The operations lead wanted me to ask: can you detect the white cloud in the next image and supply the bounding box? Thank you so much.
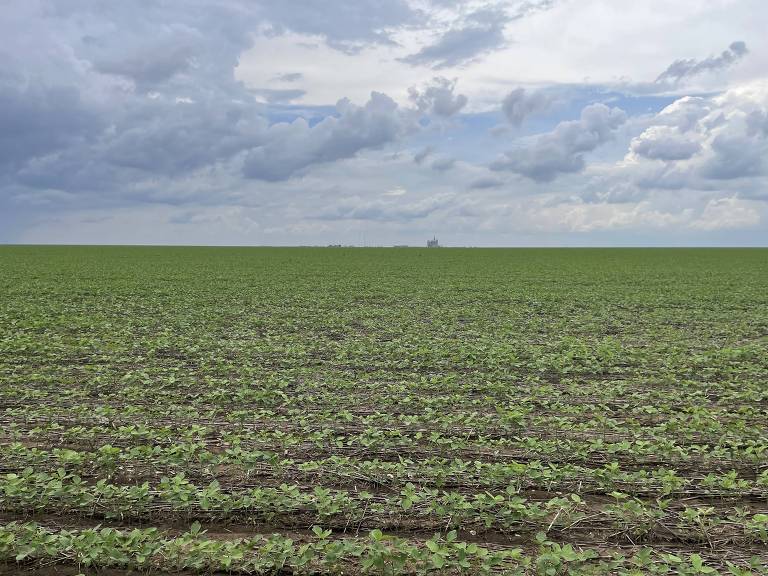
[523,201,690,233]
[689,196,760,230]
[617,80,768,190]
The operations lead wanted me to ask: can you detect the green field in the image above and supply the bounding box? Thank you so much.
[1,246,767,575]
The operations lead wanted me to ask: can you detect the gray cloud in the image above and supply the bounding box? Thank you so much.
[102,98,268,176]
[0,1,433,199]
[243,92,410,181]
[700,133,764,180]
[413,147,434,164]
[431,156,456,171]
[3,0,765,246]
[746,110,768,138]
[491,103,627,181]
[610,41,750,96]
[62,0,419,60]
[316,194,449,221]
[46,1,419,93]
[89,37,197,89]
[655,41,748,85]
[501,87,551,126]
[630,126,702,161]
[273,72,304,83]
[0,74,102,172]
[259,0,418,52]
[409,77,468,117]
[468,176,504,190]
[14,95,269,195]
[401,7,509,69]
[52,2,259,91]
[402,1,557,69]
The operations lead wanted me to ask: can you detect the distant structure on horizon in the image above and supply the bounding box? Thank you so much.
[427,237,440,248]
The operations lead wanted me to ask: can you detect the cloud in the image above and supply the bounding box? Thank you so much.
[700,132,765,180]
[272,72,304,83]
[54,2,262,92]
[103,97,269,175]
[647,96,712,132]
[413,147,433,164]
[621,81,768,190]
[412,146,456,171]
[1,2,434,197]
[0,0,271,194]
[3,1,766,246]
[89,36,197,89]
[469,198,693,235]
[612,41,750,96]
[258,0,418,52]
[501,88,551,126]
[431,156,456,171]
[468,176,504,189]
[630,126,701,161]
[316,194,450,221]
[656,41,748,85]
[409,77,468,117]
[746,110,768,137]
[252,89,307,103]
[243,92,410,181]
[547,201,689,233]
[401,1,558,69]
[491,103,627,181]
[0,74,103,172]
[10,90,271,195]
[689,196,760,230]
[401,7,509,69]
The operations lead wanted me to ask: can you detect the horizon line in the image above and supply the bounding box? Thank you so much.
[1,243,767,249]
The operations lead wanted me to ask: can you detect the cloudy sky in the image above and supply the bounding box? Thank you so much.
[2,0,767,246]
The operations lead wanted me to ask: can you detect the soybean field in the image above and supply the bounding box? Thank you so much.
[1,246,767,575]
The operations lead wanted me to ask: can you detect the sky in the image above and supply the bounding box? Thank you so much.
[1,0,767,246]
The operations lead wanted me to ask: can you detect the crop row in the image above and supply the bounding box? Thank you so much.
[2,443,767,499]
[6,401,767,443]
[5,373,766,424]
[2,521,767,575]
[6,420,766,471]
[3,469,767,545]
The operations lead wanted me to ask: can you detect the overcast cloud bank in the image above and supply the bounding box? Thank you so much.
[1,0,766,245]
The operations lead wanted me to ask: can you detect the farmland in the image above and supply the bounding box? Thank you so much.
[1,246,767,575]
